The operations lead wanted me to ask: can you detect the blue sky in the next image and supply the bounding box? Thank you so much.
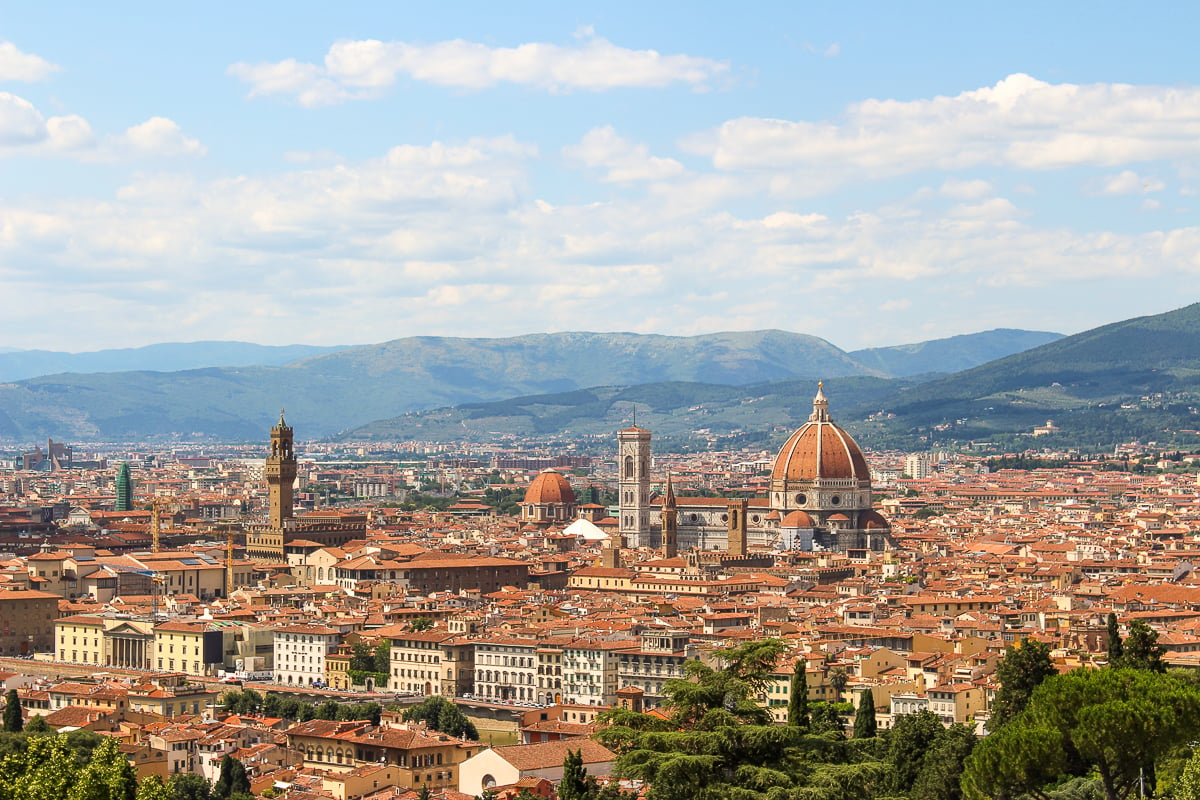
[2,2,1199,352]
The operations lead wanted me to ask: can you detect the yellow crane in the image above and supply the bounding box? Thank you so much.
[141,496,171,553]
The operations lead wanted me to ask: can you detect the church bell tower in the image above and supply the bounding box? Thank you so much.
[618,426,652,548]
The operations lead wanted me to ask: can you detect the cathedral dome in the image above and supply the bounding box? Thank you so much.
[860,509,891,529]
[771,384,870,482]
[523,469,576,505]
[780,510,816,528]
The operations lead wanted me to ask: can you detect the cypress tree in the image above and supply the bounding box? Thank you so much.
[853,689,877,738]
[787,659,809,729]
[1106,612,1123,664]
[3,688,22,732]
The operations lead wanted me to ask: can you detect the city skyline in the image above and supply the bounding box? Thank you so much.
[3,2,1200,352]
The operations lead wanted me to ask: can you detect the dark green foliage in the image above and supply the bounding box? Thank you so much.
[1107,613,1123,664]
[853,689,877,739]
[559,749,589,800]
[988,638,1056,730]
[829,667,848,703]
[963,668,1200,800]
[808,702,847,738]
[1112,620,1165,672]
[417,784,431,800]
[221,689,377,724]
[788,659,809,730]
[3,689,22,732]
[374,639,394,671]
[887,709,945,794]
[169,773,214,800]
[316,699,340,720]
[401,696,478,740]
[213,755,250,800]
[350,641,375,672]
[409,617,433,632]
[0,733,137,800]
[910,724,977,800]
[23,715,51,735]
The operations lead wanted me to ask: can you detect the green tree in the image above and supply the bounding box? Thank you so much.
[559,749,589,800]
[410,617,433,632]
[350,641,375,672]
[3,688,22,732]
[787,659,809,730]
[24,715,52,735]
[888,709,945,794]
[417,784,431,800]
[316,699,340,720]
[910,724,977,800]
[829,667,848,703]
[68,734,137,800]
[168,774,213,800]
[136,776,172,800]
[374,639,393,673]
[212,755,250,800]
[1107,612,1123,665]
[0,734,77,800]
[988,638,1056,730]
[402,696,478,739]
[852,689,876,739]
[964,668,1200,800]
[1174,747,1200,800]
[261,692,283,718]
[1113,620,1166,673]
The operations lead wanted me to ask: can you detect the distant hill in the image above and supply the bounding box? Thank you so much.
[876,302,1200,447]
[339,376,921,451]
[0,341,349,382]
[0,327,1060,442]
[849,329,1062,377]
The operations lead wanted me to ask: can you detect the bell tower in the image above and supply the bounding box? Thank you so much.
[267,410,297,529]
[661,474,678,559]
[618,426,652,548]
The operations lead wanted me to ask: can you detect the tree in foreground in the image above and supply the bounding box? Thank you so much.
[963,668,1200,800]
[402,695,479,739]
[168,773,213,800]
[136,777,172,800]
[787,658,809,730]
[887,709,946,795]
[829,667,848,703]
[1106,612,1123,665]
[910,723,977,800]
[3,688,22,733]
[1113,620,1166,673]
[852,689,877,739]
[558,749,590,800]
[213,754,250,800]
[70,734,138,800]
[987,637,1056,730]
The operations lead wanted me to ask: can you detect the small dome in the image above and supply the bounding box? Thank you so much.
[523,469,576,505]
[860,509,891,530]
[771,384,870,482]
[781,510,816,528]
[827,513,850,521]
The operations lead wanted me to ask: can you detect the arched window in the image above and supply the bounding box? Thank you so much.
[623,455,634,478]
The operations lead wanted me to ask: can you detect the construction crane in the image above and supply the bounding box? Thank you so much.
[141,496,171,553]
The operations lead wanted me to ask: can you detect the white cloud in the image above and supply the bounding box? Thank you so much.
[229,33,730,106]
[562,126,685,182]
[0,41,60,82]
[6,128,1200,350]
[691,74,1200,186]
[116,117,207,157]
[1095,169,1165,195]
[0,91,201,160]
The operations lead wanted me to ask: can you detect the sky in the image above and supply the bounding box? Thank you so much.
[3,2,1200,353]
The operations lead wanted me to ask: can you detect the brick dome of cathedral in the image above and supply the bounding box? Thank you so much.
[780,510,816,528]
[523,469,576,505]
[860,509,891,529]
[771,384,870,482]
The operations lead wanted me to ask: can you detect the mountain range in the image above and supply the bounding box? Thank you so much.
[0,328,1060,442]
[341,303,1200,451]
